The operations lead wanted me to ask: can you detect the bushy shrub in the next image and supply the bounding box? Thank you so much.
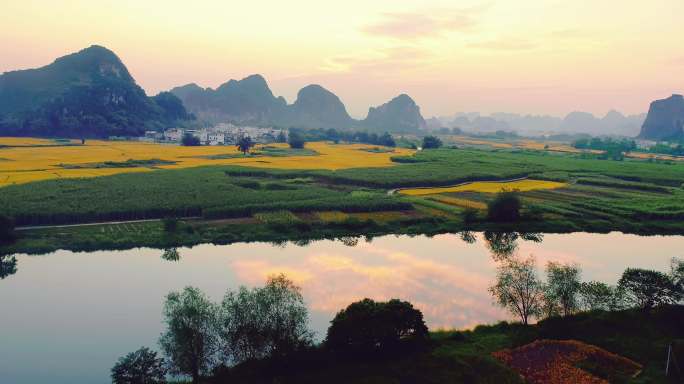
[325,298,429,354]
[487,190,521,222]
[111,347,166,384]
[422,136,442,149]
[181,133,200,146]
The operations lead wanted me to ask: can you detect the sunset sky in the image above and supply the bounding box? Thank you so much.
[2,0,683,118]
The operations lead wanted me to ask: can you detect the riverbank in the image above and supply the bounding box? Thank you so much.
[210,306,684,383]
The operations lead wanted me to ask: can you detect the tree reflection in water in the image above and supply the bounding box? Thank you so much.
[484,231,543,261]
[459,231,477,244]
[337,236,360,247]
[161,248,181,262]
[0,254,17,279]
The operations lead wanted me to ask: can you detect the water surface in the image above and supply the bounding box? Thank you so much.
[1,232,681,383]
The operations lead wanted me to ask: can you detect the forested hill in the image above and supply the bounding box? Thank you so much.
[0,45,193,138]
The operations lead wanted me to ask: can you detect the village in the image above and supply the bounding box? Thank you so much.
[142,123,287,145]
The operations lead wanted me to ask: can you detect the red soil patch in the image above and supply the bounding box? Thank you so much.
[492,339,641,384]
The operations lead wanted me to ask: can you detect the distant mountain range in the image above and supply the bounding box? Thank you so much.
[428,110,647,137]
[170,78,426,133]
[638,94,684,141]
[3,45,679,140]
[0,45,192,138]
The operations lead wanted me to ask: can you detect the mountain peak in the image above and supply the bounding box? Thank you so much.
[363,94,426,133]
[291,84,352,129]
[639,94,684,140]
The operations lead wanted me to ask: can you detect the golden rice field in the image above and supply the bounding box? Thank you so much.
[399,179,567,196]
[0,138,413,187]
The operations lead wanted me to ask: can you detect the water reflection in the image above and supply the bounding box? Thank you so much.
[0,254,17,279]
[161,248,181,262]
[484,231,543,260]
[1,232,683,384]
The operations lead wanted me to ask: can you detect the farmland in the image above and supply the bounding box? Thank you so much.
[0,138,413,187]
[3,138,684,254]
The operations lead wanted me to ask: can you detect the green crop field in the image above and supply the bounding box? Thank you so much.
[3,146,684,254]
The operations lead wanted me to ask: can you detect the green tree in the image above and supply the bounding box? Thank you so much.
[276,130,287,143]
[159,287,218,383]
[218,274,312,364]
[489,255,543,325]
[288,130,306,149]
[487,190,521,223]
[618,268,681,309]
[325,298,429,353]
[579,281,616,311]
[378,132,396,147]
[111,347,167,384]
[545,262,582,316]
[161,248,180,262]
[236,136,254,155]
[421,135,442,149]
[181,133,200,146]
[0,254,17,279]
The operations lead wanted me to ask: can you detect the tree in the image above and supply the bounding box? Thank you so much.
[378,132,396,147]
[579,281,616,311]
[487,190,521,222]
[0,254,17,279]
[325,298,429,353]
[161,248,180,262]
[111,347,167,384]
[288,130,306,149]
[236,136,254,155]
[489,255,544,325]
[421,135,442,149]
[0,214,16,244]
[617,268,681,309]
[181,133,200,146]
[545,262,581,316]
[159,287,218,383]
[218,274,312,364]
[276,130,287,143]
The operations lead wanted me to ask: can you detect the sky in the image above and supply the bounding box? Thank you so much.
[1,0,683,118]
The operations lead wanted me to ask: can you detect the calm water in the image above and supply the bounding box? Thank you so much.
[1,232,682,383]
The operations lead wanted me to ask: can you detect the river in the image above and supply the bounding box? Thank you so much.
[0,232,681,383]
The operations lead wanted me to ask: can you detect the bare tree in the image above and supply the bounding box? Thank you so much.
[489,255,544,325]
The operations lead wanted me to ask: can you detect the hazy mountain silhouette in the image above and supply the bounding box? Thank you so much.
[172,77,426,132]
[434,110,645,136]
[362,94,426,133]
[639,94,684,140]
[288,84,353,129]
[0,45,192,138]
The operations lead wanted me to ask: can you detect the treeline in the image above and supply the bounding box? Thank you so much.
[572,137,636,160]
[290,128,396,147]
[111,275,428,384]
[490,254,684,325]
[110,257,684,384]
[648,142,684,156]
